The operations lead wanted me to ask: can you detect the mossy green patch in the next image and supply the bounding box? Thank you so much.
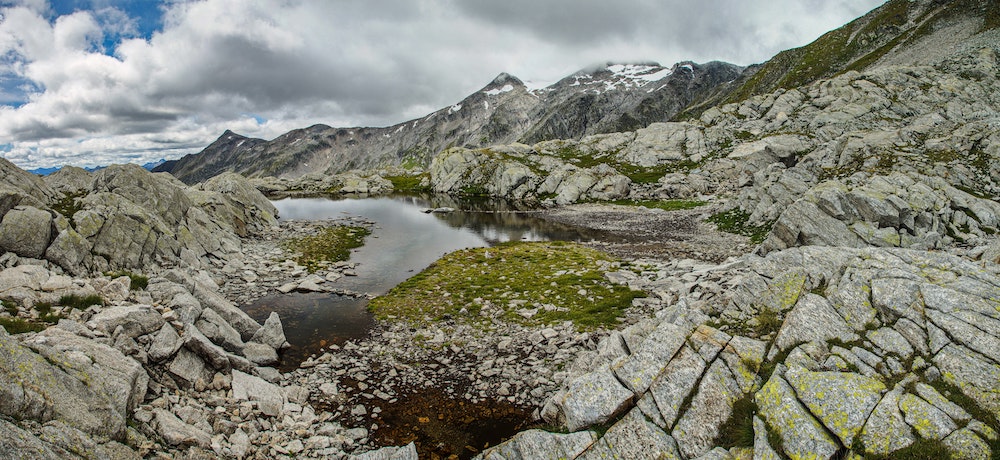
[707,208,773,244]
[368,241,644,331]
[51,191,85,229]
[385,173,431,193]
[281,225,370,272]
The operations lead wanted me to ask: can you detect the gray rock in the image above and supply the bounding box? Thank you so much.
[771,293,858,358]
[899,393,958,440]
[183,324,231,370]
[554,368,634,432]
[612,321,689,395]
[479,429,597,460]
[251,311,289,349]
[859,384,914,457]
[672,359,742,459]
[231,369,285,417]
[1,327,147,440]
[154,408,212,448]
[230,428,251,459]
[100,276,132,302]
[200,172,279,237]
[148,323,183,362]
[165,269,261,339]
[88,305,165,338]
[867,327,915,361]
[242,341,279,365]
[647,345,707,428]
[581,408,681,460]
[168,347,211,388]
[783,366,886,447]
[755,366,839,460]
[195,307,245,353]
[0,418,63,460]
[351,442,418,460]
[0,206,53,259]
[0,264,50,293]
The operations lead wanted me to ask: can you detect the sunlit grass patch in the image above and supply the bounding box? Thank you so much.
[369,241,644,330]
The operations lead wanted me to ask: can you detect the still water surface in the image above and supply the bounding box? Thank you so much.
[241,194,610,368]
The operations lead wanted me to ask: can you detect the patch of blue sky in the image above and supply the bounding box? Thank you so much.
[48,0,164,53]
[244,113,267,125]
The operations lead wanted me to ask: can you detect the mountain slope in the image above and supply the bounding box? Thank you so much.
[156,62,742,184]
[677,0,1000,119]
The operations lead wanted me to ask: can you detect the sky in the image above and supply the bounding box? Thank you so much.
[0,0,886,170]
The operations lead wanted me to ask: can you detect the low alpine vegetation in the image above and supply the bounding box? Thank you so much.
[369,241,644,331]
[281,225,371,272]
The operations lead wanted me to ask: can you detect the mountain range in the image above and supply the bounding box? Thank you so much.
[156,0,1000,185]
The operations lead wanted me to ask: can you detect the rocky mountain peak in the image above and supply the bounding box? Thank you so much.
[488,72,523,87]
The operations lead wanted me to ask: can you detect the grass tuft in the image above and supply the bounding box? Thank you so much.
[715,394,758,449]
[105,271,149,290]
[59,294,104,309]
[0,317,47,334]
[707,208,773,244]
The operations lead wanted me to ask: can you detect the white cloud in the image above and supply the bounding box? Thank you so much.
[0,0,885,170]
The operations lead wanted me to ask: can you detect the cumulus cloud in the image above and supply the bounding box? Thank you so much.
[0,0,884,170]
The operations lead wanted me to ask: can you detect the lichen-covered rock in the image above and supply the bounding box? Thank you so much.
[0,205,53,259]
[932,343,1000,419]
[771,293,858,358]
[755,366,839,460]
[580,408,681,460]
[0,418,64,460]
[899,393,958,440]
[942,428,992,460]
[783,367,886,447]
[752,416,780,460]
[0,326,147,440]
[859,384,915,456]
[672,359,743,458]
[552,368,634,432]
[612,321,689,395]
[646,345,707,428]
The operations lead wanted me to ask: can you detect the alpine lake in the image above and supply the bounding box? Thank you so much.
[240,194,618,458]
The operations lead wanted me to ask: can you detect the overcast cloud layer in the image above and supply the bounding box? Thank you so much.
[0,0,885,170]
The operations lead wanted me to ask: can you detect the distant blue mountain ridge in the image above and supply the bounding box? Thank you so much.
[29,159,166,176]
